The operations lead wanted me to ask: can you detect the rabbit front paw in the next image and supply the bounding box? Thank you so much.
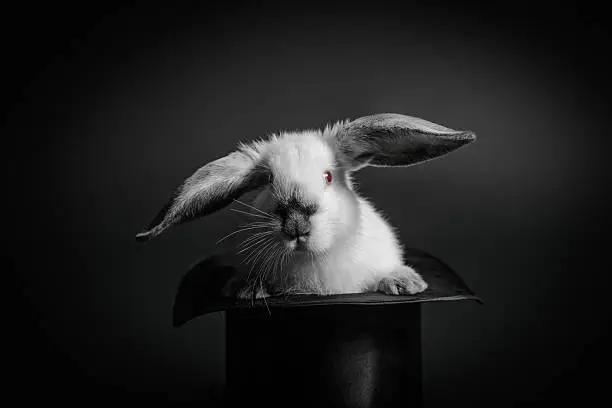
[377,265,428,295]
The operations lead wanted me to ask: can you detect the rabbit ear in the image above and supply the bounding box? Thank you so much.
[135,149,268,242]
[334,113,476,169]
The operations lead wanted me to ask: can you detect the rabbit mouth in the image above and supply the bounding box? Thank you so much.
[284,235,310,252]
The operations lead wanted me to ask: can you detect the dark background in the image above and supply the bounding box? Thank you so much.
[5,1,611,406]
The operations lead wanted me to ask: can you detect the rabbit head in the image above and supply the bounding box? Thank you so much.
[135,113,476,258]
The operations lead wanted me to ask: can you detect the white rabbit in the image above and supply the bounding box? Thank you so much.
[136,113,476,299]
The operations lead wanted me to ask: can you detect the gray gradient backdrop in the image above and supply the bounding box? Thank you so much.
[6,1,611,407]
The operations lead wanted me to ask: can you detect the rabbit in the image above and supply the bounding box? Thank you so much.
[135,113,476,300]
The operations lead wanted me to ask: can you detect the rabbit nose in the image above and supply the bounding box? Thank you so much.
[281,211,311,240]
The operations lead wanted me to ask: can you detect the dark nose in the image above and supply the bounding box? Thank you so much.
[281,210,311,240]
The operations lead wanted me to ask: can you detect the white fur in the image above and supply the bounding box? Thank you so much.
[284,196,408,294]
[230,123,427,297]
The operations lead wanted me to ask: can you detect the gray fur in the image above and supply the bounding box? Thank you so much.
[135,150,268,241]
[332,113,476,169]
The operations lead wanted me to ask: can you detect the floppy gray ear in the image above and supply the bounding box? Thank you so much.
[334,113,476,169]
[135,149,268,242]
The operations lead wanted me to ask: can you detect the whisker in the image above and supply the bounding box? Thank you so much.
[237,221,275,228]
[239,229,274,245]
[232,198,276,218]
[230,208,274,220]
[277,248,289,288]
[241,238,272,265]
[253,238,275,263]
[246,262,259,286]
[279,246,291,281]
[245,240,276,289]
[237,232,275,254]
[260,240,282,277]
[272,247,285,282]
[215,225,271,244]
[261,245,284,299]
[261,278,271,315]
[261,245,281,282]
[244,238,276,270]
[240,243,270,274]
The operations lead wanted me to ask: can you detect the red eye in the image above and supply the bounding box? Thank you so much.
[323,170,332,184]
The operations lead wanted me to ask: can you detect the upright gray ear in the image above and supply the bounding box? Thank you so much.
[334,113,476,169]
[135,149,268,242]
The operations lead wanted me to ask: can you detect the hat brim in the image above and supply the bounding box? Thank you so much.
[172,247,482,327]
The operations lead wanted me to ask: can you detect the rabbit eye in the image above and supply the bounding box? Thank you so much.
[323,170,332,184]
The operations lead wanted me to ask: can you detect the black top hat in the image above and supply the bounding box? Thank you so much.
[173,247,481,408]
